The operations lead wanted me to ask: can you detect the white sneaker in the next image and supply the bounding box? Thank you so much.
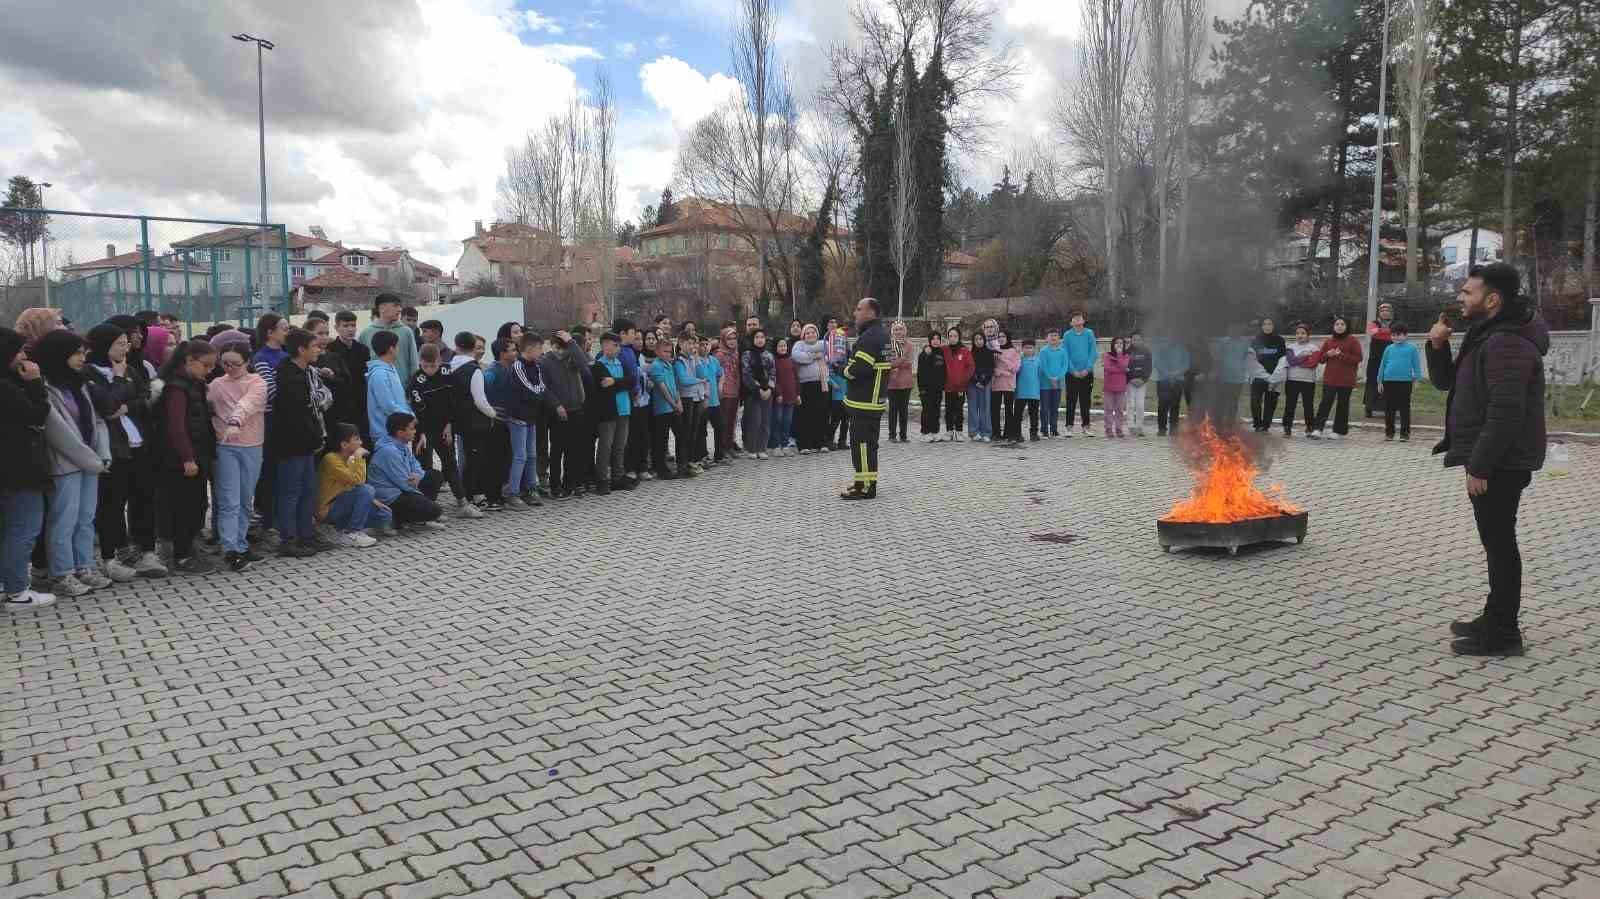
[950,432,962,442]
[756,452,769,460]
[1080,426,1093,437]
[49,575,92,598]
[346,531,378,548]
[103,558,138,583]
[371,525,401,539]
[453,501,485,520]
[133,551,169,578]
[5,589,55,609]
[75,568,113,590]
[422,520,447,531]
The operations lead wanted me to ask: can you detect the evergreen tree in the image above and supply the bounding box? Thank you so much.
[656,188,677,226]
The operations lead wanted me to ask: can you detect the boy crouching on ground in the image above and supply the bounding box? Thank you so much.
[369,412,446,533]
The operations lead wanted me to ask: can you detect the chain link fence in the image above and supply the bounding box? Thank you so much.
[1,208,292,337]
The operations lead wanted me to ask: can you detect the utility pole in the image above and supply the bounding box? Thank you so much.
[1365,0,1391,328]
[38,181,52,307]
[234,32,275,312]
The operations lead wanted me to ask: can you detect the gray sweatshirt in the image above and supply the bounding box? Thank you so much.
[791,339,827,383]
[541,346,586,409]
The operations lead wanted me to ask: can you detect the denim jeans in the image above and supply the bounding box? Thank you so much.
[506,419,538,497]
[47,470,99,577]
[274,454,318,541]
[966,382,992,437]
[1040,386,1061,435]
[214,444,263,553]
[2,490,46,593]
[325,484,391,532]
[769,402,795,448]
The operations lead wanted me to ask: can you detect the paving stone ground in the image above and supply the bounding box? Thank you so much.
[4,424,1599,899]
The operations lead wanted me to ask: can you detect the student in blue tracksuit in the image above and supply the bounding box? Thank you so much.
[1376,322,1423,441]
[649,341,688,480]
[699,338,724,464]
[1015,340,1043,440]
[1037,329,1068,437]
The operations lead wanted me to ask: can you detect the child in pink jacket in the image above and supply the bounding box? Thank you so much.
[990,332,1022,443]
[1101,336,1130,438]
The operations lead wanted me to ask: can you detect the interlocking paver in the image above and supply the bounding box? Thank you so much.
[4,435,1598,898]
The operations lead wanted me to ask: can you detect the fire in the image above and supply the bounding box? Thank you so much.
[1162,421,1301,524]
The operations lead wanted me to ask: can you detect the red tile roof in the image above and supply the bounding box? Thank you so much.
[302,266,382,289]
[171,227,339,252]
[944,250,977,267]
[61,252,209,274]
[411,259,442,277]
[637,198,825,239]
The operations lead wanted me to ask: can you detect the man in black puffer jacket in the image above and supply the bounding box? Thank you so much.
[1426,262,1548,657]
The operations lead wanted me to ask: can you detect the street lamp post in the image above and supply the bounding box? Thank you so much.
[38,181,52,308]
[233,33,274,314]
[1364,0,1391,330]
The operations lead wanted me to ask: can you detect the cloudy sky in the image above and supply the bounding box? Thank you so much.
[0,0,1150,274]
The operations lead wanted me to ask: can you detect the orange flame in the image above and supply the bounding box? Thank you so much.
[1162,421,1301,523]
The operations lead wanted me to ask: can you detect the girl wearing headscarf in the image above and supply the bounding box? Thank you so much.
[1248,317,1288,433]
[13,307,62,352]
[34,329,112,597]
[1,327,57,608]
[84,324,165,581]
[142,325,175,370]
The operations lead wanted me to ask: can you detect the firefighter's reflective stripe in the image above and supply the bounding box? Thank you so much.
[843,360,891,412]
[854,442,875,483]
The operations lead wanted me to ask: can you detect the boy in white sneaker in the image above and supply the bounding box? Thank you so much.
[316,424,385,549]
[368,413,447,531]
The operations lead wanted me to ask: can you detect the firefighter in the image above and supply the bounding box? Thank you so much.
[841,297,891,501]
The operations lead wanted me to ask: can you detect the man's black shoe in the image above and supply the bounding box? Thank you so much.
[241,548,265,563]
[1450,614,1490,638]
[612,477,636,492]
[1451,628,1524,657]
[839,485,877,501]
[225,552,252,573]
[679,467,698,479]
[596,482,612,496]
[655,469,679,480]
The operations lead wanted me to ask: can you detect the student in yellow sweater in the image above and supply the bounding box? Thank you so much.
[315,424,387,548]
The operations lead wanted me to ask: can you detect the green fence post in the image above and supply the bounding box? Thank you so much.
[140,218,153,317]
[243,240,254,327]
[279,225,291,316]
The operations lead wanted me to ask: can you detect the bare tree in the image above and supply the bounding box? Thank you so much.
[1393,0,1441,300]
[676,0,804,318]
[1175,0,1204,269]
[1059,0,1141,309]
[593,68,619,321]
[1144,0,1174,303]
[495,138,539,225]
[827,0,1020,152]
[889,58,919,320]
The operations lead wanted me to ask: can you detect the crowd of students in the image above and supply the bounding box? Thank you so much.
[1,295,1421,610]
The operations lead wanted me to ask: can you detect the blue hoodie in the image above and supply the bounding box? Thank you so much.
[1062,328,1098,374]
[1037,343,1068,389]
[1377,340,1423,382]
[1015,353,1043,400]
[366,358,411,441]
[368,434,423,502]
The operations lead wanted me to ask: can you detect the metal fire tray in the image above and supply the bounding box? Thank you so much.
[1157,512,1308,555]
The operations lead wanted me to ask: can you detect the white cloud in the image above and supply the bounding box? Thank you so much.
[638,56,742,131]
[616,41,638,58]
[513,10,564,34]
[1003,0,1079,38]
[654,33,673,49]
